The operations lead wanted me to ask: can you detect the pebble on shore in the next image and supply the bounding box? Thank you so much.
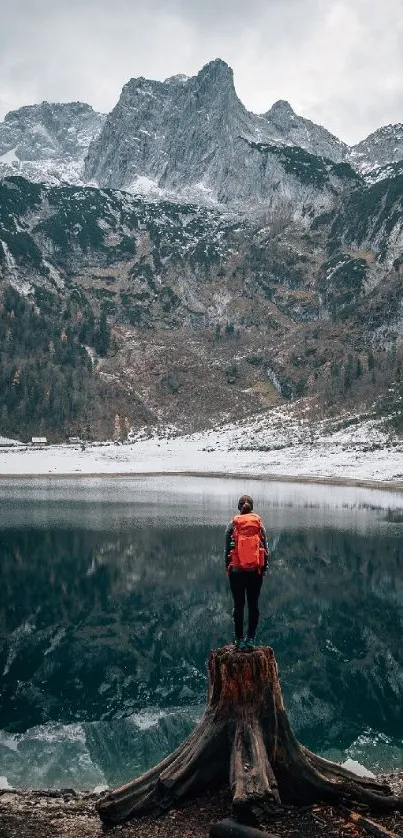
[2,774,403,838]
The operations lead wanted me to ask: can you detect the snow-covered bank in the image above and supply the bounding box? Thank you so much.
[1,407,402,487]
[0,436,20,447]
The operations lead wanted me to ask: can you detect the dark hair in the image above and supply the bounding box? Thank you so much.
[238,494,253,514]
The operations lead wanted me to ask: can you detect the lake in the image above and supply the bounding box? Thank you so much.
[0,475,403,790]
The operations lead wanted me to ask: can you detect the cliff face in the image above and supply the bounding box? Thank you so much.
[348,123,403,173]
[261,99,347,161]
[1,60,403,200]
[83,59,350,212]
[0,102,105,185]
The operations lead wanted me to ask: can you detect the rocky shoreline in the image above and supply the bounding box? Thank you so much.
[2,774,403,838]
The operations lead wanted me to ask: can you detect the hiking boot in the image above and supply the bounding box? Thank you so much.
[244,636,256,649]
[234,638,246,650]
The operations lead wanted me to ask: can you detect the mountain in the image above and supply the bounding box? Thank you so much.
[83,59,357,210]
[0,101,105,185]
[0,60,402,441]
[1,61,403,201]
[0,171,402,441]
[348,123,403,174]
[261,99,347,162]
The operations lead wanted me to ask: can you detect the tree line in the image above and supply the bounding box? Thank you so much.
[0,285,111,440]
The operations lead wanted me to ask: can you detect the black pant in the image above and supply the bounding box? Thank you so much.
[229,570,263,640]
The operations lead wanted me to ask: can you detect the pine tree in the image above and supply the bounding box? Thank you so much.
[97,307,110,357]
[367,350,375,371]
[343,356,354,391]
[114,414,121,442]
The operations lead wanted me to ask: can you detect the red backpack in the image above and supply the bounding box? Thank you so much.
[229,513,266,572]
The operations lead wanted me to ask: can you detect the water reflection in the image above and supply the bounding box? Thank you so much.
[0,476,402,773]
[0,475,402,530]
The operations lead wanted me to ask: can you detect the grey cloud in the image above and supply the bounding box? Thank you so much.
[0,0,402,143]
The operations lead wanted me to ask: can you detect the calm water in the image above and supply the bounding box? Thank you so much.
[0,475,403,790]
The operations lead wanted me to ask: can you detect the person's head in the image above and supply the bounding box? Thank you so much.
[237,494,254,514]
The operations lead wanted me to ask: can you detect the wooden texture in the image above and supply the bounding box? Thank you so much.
[209,816,277,838]
[339,806,403,838]
[96,646,403,824]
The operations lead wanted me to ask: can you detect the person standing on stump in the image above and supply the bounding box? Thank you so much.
[225,494,269,649]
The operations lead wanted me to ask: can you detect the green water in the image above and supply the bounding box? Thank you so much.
[0,475,402,789]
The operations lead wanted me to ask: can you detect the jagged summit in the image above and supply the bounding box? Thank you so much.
[264,100,296,119]
[196,57,234,81]
[0,100,105,185]
[83,58,257,200]
[121,59,236,105]
[123,59,233,93]
[260,98,347,161]
[348,122,403,173]
[4,100,99,119]
[83,58,355,206]
[2,101,104,153]
[1,59,403,195]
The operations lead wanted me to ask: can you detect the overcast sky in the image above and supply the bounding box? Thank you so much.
[0,0,402,144]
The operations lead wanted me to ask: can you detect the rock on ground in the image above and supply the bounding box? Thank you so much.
[2,776,403,838]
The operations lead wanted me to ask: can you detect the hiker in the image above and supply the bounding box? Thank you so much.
[225,494,269,649]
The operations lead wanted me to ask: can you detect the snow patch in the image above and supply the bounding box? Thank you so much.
[165,74,189,84]
[341,758,376,778]
[0,436,20,446]
[0,776,13,789]
[193,180,214,195]
[127,175,164,197]
[42,258,64,289]
[0,404,402,488]
[0,240,32,296]
[0,147,19,164]
[131,710,166,730]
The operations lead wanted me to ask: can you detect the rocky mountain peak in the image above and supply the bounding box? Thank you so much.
[191,59,237,110]
[260,99,347,161]
[348,123,403,173]
[83,58,254,198]
[3,59,403,198]
[120,58,236,110]
[83,55,362,207]
[264,99,296,120]
[0,101,105,185]
[195,57,234,85]
[4,100,95,123]
[2,101,104,157]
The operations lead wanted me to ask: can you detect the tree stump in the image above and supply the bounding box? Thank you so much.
[96,646,403,824]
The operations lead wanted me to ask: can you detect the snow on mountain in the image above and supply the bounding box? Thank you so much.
[362,161,403,186]
[0,61,402,447]
[83,59,359,212]
[84,59,258,196]
[260,99,347,162]
[348,124,403,173]
[0,62,403,202]
[0,102,105,185]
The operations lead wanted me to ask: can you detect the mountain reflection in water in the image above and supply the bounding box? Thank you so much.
[0,475,402,787]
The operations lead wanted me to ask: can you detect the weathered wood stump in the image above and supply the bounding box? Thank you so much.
[96,646,403,824]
